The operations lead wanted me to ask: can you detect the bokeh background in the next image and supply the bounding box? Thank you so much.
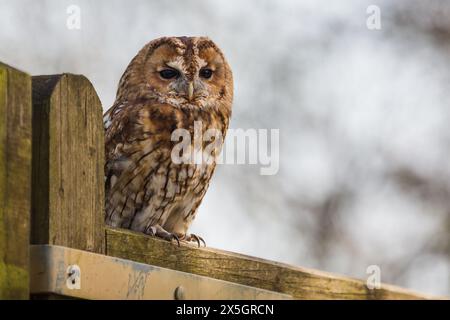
[1,0,449,296]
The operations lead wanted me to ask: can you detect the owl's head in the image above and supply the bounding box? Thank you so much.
[116,36,233,111]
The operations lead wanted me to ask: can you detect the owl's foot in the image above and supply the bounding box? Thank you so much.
[183,233,206,248]
[147,225,180,247]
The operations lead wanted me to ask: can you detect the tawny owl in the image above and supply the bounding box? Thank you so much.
[104,36,233,246]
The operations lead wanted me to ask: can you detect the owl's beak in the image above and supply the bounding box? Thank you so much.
[188,82,194,101]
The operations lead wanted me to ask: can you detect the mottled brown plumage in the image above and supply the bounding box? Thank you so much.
[104,37,233,245]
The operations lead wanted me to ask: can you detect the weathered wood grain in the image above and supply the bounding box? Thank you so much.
[0,62,32,299]
[31,74,104,254]
[106,227,439,300]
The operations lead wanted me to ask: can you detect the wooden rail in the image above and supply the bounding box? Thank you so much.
[0,61,444,299]
[105,227,436,300]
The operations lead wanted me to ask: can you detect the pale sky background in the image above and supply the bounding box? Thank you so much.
[0,0,449,296]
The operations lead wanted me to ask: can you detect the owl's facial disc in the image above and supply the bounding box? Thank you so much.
[157,68,197,102]
[158,58,214,104]
[144,38,229,108]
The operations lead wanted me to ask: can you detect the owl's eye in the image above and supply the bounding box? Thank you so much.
[159,68,180,80]
[199,68,213,79]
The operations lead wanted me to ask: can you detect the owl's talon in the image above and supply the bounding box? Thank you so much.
[146,225,180,246]
[148,226,157,236]
[196,235,206,247]
[172,234,181,247]
[191,235,201,247]
[184,233,206,247]
[160,232,180,247]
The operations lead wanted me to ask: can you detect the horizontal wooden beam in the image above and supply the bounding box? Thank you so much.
[105,227,440,300]
[30,245,290,300]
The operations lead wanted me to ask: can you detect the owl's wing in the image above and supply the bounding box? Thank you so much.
[104,102,139,156]
[104,102,147,225]
[104,102,137,189]
[103,101,175,230]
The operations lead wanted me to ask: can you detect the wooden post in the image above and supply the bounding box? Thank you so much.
[0,62,32,299]
[31,74,104,254]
